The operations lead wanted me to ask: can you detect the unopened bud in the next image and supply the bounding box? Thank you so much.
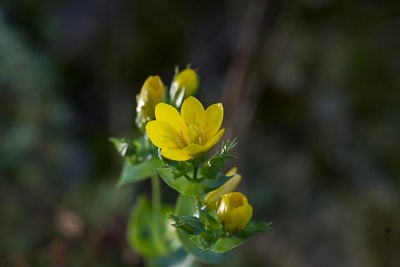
[169,68,199,107]
[135,76,165,132]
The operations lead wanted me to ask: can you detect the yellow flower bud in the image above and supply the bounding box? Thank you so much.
[169,68,199,107]
[204,167,242,210]
[217,192,253,232]
[135,76,165,132]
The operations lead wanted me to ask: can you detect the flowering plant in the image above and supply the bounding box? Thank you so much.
[110,66,270,266]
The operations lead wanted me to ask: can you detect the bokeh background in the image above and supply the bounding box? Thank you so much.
[1,0,400,266]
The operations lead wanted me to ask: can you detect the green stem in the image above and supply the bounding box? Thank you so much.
[193,163,198,180]
[152,175,162,225]
[151,174,167,254]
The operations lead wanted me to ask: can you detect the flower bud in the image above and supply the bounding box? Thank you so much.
[217,192,253,232]
[169,68,199,107]
[135,76,165,132]
[204,167,242,210]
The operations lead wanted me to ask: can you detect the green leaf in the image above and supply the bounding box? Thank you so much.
[211,236,247,253]
[117,157,164,187]
[109,137,139,163]
[212,221,272,253]
[158,167,230,196]
[145,248,196,267]
[127,196,178,257]
[174,194,197,215]
[169,214,205,235]
[240,221,272,237]
[187,209,222,250]
[176,229,231,263]
[174,195,231,263]
[201,139,237,179]
[110,136,159,164]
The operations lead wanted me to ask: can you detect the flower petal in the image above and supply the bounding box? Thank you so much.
[181,97,205,127]
[205,171,242,210]
[217,192,253,231]
[183,143,208,155]
[146,120,180,149]
[204,103,223,141]
[225,167,237,176]
[161,148,192,161]
[155,103,186,133]
[223,205,252,231]
[203,129,225,150]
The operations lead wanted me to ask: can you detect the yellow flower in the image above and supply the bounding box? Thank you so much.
[135,76,165,131]
[204,167,242,210]
[170,68,200,107]
[217,192,253,232]
[146,96,224,161]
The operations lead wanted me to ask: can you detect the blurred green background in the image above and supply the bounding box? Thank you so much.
[1,0,400,266]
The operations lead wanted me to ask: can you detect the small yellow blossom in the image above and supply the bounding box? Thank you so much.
[217,192,253,232]
[170,68,200,107]
[146,96,224,161]
[135,76,165,131]
[204,167,242,210]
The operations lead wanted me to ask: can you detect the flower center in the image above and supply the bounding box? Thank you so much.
[175,124,205,149]
[228,195,244,209]
[187,124,204,145]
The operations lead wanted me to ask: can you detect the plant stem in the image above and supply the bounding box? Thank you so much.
[152,175,162,224]
[193,163,198,180]
[151,174,166,254]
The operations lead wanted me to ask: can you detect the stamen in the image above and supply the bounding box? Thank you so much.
[176,129,188,148]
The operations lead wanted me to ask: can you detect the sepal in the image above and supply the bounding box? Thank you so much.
[169,214,205,235]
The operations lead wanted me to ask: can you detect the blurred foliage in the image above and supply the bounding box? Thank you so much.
[0,0,400,266]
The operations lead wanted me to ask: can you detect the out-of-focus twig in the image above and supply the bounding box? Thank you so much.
[221,0,269,139]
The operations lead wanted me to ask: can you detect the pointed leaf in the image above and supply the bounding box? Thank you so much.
[174,195,231,263]
[127,196,178,257]
[109,137,139,163]
[158,167,230,196]
[117,157,164,187]
[212,221,272,253]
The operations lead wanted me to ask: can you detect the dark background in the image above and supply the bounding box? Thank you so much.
[1,0,400,266]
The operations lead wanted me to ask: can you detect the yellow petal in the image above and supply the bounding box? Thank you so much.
[217,192,253,231]
[223,205,252,231]
[203,103,223,141]
[161,148,192,161]
[205,172,242,210]
[183,143,207,155]
[203,129,225,150]
[225,167,237,176]
[155,103,186,133]
[181,97,205,126]
[178,68,199,98]
[144,76,164,94]
[146,121,180,149]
